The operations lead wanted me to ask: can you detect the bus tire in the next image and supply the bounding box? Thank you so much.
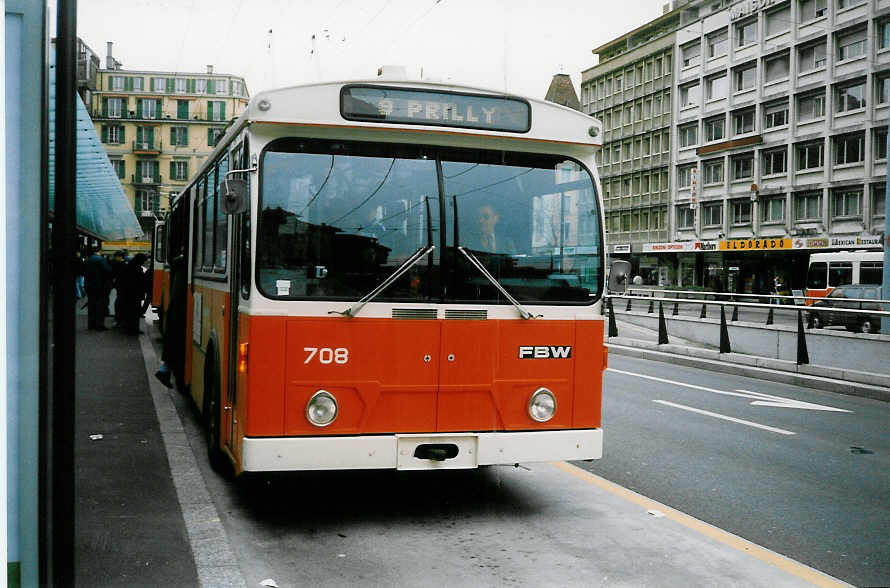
[203,349,229,476]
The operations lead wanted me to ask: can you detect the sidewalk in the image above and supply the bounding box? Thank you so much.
[74,309,200,586]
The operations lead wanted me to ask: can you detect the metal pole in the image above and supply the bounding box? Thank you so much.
[797,310,810,365]
[51,1,77,584]
[658,302,669,345]
[719,305,731,353]
[607,297,618,338]
[883,131,890,335]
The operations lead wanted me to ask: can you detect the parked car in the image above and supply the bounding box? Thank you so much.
[807,285,884,333]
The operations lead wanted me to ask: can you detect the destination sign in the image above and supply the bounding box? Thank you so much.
[341,85,531,133]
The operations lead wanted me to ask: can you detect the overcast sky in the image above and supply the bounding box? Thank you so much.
[71,0,663,100]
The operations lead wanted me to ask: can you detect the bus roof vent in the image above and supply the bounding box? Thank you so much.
[392,308,438,320]
[444,309,488,320]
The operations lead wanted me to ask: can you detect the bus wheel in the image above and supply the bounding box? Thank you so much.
[811,314,823,329]
[203,352,229,475]
[860,319,874,334]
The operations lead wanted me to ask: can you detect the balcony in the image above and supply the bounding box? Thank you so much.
[131,174,162,186]
[132,141,162,155]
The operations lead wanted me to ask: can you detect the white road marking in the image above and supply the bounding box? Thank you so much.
[735,389,851,412]
[609,369,851,413]
[652,400,797,435]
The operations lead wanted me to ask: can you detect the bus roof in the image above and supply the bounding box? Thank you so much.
[809,250,884,262]
[219,78,602,151]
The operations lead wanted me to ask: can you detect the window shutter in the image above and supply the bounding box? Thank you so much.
[177,100,189,119]
[153,193,160,213]
[167,78,174,93]
[118,161,125,178]
[187,79,195,93]
[206,101,213,121]
[150,77,156,92]
[229,80,234,95]
[170,128,176,144]
[183,127,189,144]
[156,100,162,119]
[220,102,226,120]
[153,161,160,182]
[119,126,125,143]
[147,127,154,146]
[102,98,108,117]
[135,192,142,211]
[208,128,214,146]
[136,127,143,144]
[125,77,133,91]
[170,161,176,178]
[207,80,215,94]
[119,97,127,114]
[101,125,108,143]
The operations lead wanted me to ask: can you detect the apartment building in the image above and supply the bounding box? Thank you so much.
[667,0,888,291]
[581,5,697,285]
[90,43,249,245]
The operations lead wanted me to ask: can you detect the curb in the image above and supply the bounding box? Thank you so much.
[606,341,890,403]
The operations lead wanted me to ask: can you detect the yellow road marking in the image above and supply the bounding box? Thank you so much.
[551,461,850,588]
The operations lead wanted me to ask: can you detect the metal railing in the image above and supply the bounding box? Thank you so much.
[604,289,890,365]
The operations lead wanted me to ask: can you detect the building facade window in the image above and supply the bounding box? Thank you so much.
[877,77,889,105]
[110,159,125,179]
[208,127,225,146]
[678,164,695,188]
[195,78,207,94]
[731,153,754,180]
[135,190,157,213]
[734,64,756,92]
[170,126,188,146]
[732,200,752,224]
[833,133,865,164]
[707,30,728,58]
[799,0,826,21]
[873,184,886,218]
[705,116,725,141]
[171,160,189,180]
[110,75,124,90]
[761,197,785,223]
[832,188,861,217]
[797,92,825,122]
[679,123,698,147]
[837,29,867,61]
[762,148,787,175]
[152,77,167,92]
[107,97,122,118]
[102,124,124,144]
[680,82,700,107]
[677,206,695,228]
[880,21,890,50]
[682,41,701,67]
[796,141,824,170]
[764,101,788,129]
[798,40,827,72]
[736,19,757,48]
[703,158,724,184]
[174,78,186,93]
[139,98,158,119]
[764,54,789,83]
[794,192,822,220]
[207,101,226,121]
[765,5,790,36]
[705,74,727,100]
[876,128,888,160]
[837,0,865,9]
[733,108,755,134]
[703,202,723,226]
[177,100,189,120]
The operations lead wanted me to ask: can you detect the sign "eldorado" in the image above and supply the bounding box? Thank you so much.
[720,238,792,251]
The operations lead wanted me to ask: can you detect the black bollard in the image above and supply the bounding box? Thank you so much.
[672,301,679,316]
[658,302,669,345]
[608,297,618,338]
[766,307,774,325]
[626,297,632,312]
[647,299,654,313]
[719,305,731,354]
[731,304,739,322]
[700,303,707,319]
[796,310,809,365]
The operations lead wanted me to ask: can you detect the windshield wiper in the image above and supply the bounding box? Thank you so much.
[329,245,435,318]
[457,246,541,320]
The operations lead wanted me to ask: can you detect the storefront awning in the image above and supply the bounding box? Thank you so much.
[48,51,143,241]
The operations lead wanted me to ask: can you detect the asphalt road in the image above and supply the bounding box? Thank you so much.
[581,355,890,587]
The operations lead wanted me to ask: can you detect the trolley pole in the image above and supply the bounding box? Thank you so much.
[883,131,890,335]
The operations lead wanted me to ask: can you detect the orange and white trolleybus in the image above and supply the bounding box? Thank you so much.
[159,76,609,475]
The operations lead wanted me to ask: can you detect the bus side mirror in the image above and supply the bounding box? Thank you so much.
[608,260,632,293]
[220,178,249,215]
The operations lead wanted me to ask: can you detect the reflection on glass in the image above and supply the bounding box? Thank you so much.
[257,139,601,305]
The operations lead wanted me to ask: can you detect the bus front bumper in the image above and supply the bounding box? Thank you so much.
[242,429,602,472]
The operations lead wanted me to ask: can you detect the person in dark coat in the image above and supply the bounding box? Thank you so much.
[117,253,151,334]
[155,255,187,389]
[83,247,112,330]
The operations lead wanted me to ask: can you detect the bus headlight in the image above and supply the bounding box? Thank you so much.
[528,387,556,422]
[306,390,338,427]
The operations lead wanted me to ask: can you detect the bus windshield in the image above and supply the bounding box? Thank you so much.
[257,138,602,305]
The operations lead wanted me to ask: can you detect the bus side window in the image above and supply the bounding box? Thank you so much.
[806,262,827,289]
[860,262,882,284]
[828,262,853,287]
